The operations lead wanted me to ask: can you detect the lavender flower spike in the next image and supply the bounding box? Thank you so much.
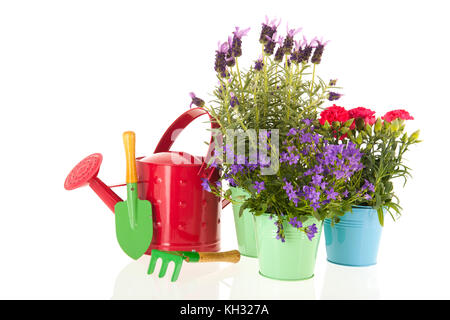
[230,92,239,107]
[311,37,330,64]
[214,41,229,77]
[264,32,278,55]
[233,26,251,39]
[254,56,264,71]
[231,27,250,58]
[328,92,343,101]
[299,36,314,63]
[189,92,205,108]
[283,25,302,54]
[259,16,281,44]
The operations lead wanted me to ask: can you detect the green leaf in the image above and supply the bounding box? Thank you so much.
[377,207,384,226]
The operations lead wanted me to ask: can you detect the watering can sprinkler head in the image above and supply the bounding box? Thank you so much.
[64,153,122,212]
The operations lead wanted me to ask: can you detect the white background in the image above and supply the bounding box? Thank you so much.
[0,0,449,299]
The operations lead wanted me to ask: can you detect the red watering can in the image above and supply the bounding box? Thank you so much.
[65,108,229,254]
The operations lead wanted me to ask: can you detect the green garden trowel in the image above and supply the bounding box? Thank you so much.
[114,131,153,260]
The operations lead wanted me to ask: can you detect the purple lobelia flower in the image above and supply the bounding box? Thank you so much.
[311,37,330,64]
[259,16,280,44]
[363,179,375,192]
[189,92,205,108]
[201,178,211,192]
[214,41,229,77]
[289,216,303,229]
[363,194,372,201]
[275,220,286,242]
[253,181,265,193]
[306,224,318,240]
[283,26,302,54]
[230,92,239,107]
[328,92,342,101]
[342,189,349,198]
[231,26,250,58]
[325,188,339,200]
[254,57,264,71]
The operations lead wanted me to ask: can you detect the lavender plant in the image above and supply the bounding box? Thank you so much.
[194,17,341,139]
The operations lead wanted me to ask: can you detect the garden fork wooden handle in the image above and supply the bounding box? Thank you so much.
[198,250,241,263]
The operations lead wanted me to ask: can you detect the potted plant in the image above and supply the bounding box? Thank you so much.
[192,18,369,279]
[318,105,421,266]
[190,17,342,258]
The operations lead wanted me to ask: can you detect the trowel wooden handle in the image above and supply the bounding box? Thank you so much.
[123,131,137,183]
[198,250,241,263]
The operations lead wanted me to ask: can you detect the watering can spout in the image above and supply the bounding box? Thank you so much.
[89,177,122,212]
[64,153,122,213]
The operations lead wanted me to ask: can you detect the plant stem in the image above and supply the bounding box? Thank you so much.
[262,44,268,117]
[235,58,245,107]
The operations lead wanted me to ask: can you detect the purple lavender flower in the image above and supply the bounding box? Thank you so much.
[189,92,205,108]
[290,40,302,64]
[328,92,342,101]
[274,45,284,62]
[214,41,229,77]
[329,79,338,86]
[231,27,250,58]
[230,92,239,107]
[306,224,318,240]
[311,38,329,64]
[201,178,211,192]
[264,33,278,55]
[283,26,302,54]
[259,16,280,44]
[254,57,264,71]
[253,181,265,193]
[299,37,314,63]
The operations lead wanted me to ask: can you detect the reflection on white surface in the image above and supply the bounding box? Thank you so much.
[320,262,380,299]
[227,257,316,300]
[112,255,223,299]
[112,255,316,300]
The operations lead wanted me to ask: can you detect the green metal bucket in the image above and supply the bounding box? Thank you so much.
[230,187,258,258]
[254,214,323,281]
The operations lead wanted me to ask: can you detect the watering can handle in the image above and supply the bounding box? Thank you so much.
[153,107,221,179]
[154,108,230,209]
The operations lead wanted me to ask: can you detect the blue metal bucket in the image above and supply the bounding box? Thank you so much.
[324,206,384,267]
